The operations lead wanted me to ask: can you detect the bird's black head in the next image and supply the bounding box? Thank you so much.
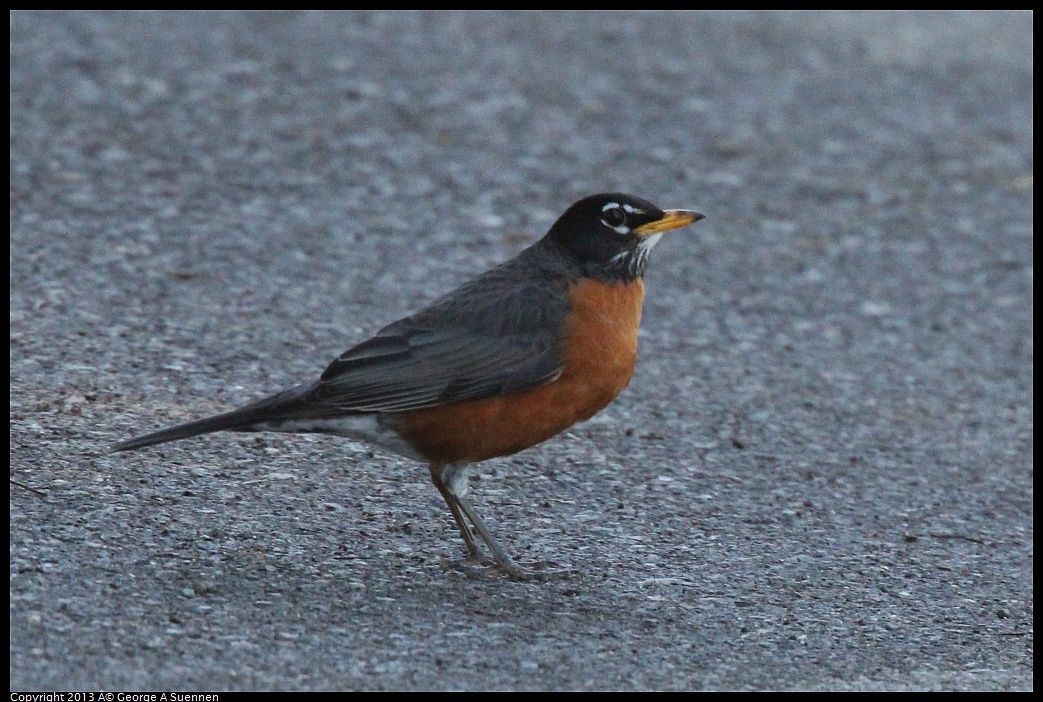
[545,193,704,283]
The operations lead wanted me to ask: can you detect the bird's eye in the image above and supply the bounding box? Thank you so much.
[601,206,627,230]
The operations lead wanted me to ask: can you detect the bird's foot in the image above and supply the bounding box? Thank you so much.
[443,555,575,582]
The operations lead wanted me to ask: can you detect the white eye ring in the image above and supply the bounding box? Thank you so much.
[600,204,629,233]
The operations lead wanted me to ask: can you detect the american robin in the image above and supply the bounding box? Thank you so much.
[113,193,703,580]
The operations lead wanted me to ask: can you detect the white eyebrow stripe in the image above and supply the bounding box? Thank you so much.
[601,202,621,211]
[622,203,645,214]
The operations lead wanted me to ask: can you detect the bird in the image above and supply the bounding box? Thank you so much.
[113,193,704,580]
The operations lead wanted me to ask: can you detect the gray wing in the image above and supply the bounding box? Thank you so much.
[305,247,573,414]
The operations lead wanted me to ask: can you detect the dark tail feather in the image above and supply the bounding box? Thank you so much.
[111,410,258,452]
[111,382,319,453]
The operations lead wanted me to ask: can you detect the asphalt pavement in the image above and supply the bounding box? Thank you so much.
[10,11,1033,691]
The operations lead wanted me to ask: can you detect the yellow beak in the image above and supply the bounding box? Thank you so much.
[634,209,705,237]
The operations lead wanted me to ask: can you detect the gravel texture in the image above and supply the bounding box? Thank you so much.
[10,10,1033,691]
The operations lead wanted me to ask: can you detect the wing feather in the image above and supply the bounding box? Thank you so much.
[300,244,574,414]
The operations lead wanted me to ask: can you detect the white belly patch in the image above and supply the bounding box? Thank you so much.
[250,415,426,462]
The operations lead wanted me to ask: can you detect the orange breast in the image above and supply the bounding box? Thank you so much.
[394,279,645,464]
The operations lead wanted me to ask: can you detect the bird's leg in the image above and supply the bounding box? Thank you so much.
[451,491,542,581]
[429,463,481,561]
[432,463,556,582]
